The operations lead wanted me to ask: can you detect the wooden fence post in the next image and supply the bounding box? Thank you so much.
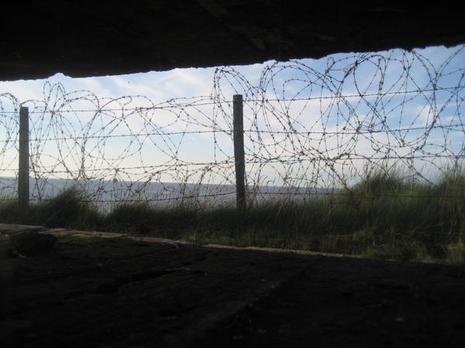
[233,95,246,210]
[18,106,29,213]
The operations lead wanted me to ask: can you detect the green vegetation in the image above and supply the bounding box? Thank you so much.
[0,187,103,229]
[1,169,465,264]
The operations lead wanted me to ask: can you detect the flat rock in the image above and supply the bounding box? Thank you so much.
[9,231,57,257]
[0,224,45,235]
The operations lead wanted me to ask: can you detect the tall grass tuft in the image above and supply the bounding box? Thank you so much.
[105,202,197,237]
[33,187,103,228]
[0,199,21,223]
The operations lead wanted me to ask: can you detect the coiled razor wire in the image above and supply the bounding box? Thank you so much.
[0,45,464,209]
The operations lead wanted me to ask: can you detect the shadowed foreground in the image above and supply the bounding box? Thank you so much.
[1,224,465,347]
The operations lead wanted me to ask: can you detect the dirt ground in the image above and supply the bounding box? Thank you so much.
[1,224,465,347]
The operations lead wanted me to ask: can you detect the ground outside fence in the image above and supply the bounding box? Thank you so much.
[1,224,465,347]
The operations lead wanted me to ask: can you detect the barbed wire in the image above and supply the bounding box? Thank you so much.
[0,86,459,114]
[0,45,464,207]
[1,122,464,144]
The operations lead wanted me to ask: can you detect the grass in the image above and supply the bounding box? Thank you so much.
[1,169,465,264]
[0,188,104,229]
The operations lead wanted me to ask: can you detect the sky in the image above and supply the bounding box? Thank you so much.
[0,44,457,104]
[0,44,464,195]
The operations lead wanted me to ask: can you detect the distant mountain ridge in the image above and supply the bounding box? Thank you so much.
[0,176,339,209]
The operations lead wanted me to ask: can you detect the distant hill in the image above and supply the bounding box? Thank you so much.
[0,176,339,210]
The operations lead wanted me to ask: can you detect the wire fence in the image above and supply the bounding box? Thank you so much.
[0,45,464,209]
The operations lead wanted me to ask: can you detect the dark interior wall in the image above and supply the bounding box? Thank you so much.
[1,1,464,80]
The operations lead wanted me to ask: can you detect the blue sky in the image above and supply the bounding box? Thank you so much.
[1,44,462,112]
[0,44,464,191]
[0,44,458,102]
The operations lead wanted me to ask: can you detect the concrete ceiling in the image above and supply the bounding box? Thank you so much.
[1,1,465,81]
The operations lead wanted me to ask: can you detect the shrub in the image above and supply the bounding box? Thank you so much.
[32,187,103,228]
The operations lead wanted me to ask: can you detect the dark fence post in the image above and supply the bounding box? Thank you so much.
[233,94,246,210]
[18,106,29,214]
